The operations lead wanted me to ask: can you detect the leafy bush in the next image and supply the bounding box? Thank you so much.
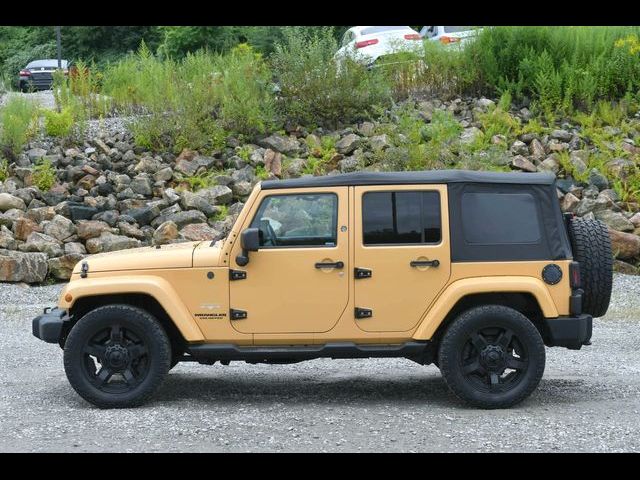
[271,27,391,128]
[466,26,640,114]
[44,107,74,137]
[0,96,40,158]
[32,158,57,191]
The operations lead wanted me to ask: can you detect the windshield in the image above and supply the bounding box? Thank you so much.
[360,26,412,35]
[443,26,474,33]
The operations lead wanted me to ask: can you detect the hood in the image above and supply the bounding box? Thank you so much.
[72,241,203,274]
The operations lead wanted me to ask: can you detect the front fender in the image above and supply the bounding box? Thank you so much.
[58,275,205,342]
[412,276,559,340]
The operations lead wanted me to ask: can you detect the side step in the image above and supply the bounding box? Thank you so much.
[187,341,434,365]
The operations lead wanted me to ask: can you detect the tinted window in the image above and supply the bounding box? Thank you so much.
[250,194,337,247]
[461,192,541,244]
[363,191,441,245]
[444,26,473,33]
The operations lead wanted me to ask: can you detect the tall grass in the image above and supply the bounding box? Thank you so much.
[101,42,274,152]
[466,26,640,116]
[0,96,40,159]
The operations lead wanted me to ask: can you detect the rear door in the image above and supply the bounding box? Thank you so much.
[353,185,451,332]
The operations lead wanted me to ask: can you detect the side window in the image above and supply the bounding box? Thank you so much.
[461,192,541,244]
[362,191,441,245]
[250,193,338,248]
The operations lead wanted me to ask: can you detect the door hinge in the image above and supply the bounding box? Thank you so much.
[355,307,373,319]
[230,309,247,320]
[354,267,372,279]
[229,269,247,281]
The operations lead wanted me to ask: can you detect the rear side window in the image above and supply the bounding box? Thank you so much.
[461,192,541,244]
[362,191,441,245]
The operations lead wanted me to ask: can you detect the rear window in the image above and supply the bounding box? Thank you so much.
[362,191,441,245]
[461,192,541,244]
[444,26,474,33]
[360,26,412,36]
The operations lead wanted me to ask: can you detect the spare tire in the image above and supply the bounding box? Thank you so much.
[567,217,613,317]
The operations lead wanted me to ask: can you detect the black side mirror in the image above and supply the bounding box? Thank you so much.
[236,228,260,266]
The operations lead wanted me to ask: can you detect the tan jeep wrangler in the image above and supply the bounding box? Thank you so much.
[33,170,613,409]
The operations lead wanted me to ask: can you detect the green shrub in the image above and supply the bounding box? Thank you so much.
[32,158,57,191]
[466,26,640,113]
[214,43,275,136]
[0,158,9,181]
[0,96,40,158]
[44,107,74,137]
[271,27,391,128]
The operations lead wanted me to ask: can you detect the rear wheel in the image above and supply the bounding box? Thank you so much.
[438,305,545,409]
[63,304,171,408]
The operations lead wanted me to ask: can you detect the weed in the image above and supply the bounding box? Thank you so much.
[44,107,74,138]
[32,158,57,191]
[0,158,9,181]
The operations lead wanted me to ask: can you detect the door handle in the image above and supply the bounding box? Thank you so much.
[315,261,344,269]
[410,259,440,268]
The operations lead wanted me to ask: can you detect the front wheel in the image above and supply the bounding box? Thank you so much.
[438,305,545,409]
[63,304,171,408]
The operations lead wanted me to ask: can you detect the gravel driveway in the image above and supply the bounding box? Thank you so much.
[1,274,639,452]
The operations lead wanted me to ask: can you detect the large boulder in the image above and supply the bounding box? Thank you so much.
[76,220,113,240]
[174,149,216,176]
[20,232,64,258]
[0,193,26,212]
[0,249,48,283]
[0,226,16,250]
[13,217,42,241]
[335,134,360,155]
[595,210,635,232]
[257,133,300,156]
[43,215,77,242]
[85,232,142,254]
[609,228,640,260]
[180,191,218,217]
[153,221,179,245]
[197,185,233,205]
[48,254,85,280]
[179,223,222,242]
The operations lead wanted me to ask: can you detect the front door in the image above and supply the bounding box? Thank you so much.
[354,185,451,332]
[230,187,349,334]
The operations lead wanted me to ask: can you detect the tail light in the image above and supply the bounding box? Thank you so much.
[569,262,581,289]
[404,34,421,40]
[440,36,461,44]
[355,38,379,49]
[19,70,31,76]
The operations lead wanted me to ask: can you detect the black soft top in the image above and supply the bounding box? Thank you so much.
[261,170,556,190]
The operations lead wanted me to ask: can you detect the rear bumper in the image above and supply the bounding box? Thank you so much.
[543,314,592,350]
[32,307,70,344]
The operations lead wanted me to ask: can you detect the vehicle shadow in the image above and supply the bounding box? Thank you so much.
[151,369,590,409]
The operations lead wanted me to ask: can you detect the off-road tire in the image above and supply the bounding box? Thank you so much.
[438,305,546,409]
[63,304,171,408]
[567,217,613,318]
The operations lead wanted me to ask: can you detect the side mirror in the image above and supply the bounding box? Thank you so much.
[236,228,260,266]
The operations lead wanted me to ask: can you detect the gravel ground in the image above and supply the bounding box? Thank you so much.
[1,274,639,452]
[0,90,133,141]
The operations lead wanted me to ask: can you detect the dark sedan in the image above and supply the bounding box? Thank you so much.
[19,59,69,92]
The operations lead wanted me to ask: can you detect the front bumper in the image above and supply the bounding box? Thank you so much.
[542,314,593,350]
[32,307,70,344]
